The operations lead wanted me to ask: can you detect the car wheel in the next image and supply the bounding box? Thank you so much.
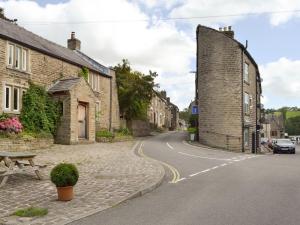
[273,149,277,154]
[291,150,296,154]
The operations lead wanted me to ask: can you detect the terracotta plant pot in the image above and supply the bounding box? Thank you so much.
[57,186,74,201]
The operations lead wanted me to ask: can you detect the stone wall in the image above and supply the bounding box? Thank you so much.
[0,138,53,151]
[127,120,151,137]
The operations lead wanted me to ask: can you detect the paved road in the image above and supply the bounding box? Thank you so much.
[69,132,300,225]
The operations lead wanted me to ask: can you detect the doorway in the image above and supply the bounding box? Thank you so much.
[78,103,87,139]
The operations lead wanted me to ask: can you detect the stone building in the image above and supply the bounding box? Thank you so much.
[0,14,120,144]
[147,91,178,130]
[263,113,284,139]
[196,25,262,152]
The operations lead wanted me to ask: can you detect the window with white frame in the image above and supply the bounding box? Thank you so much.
[95,101,100,122]
[4,86,11,110]
[8,44,14,66]
[244,63,249,83]
[244,92,250,114]
[4,85,23,113]
[244,128,249,147]
[7,43,29,72]
[88,74,100,92]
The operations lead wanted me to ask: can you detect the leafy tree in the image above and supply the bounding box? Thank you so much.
[286,116,300,135]
[179,108,190,123]
[114,59,158,120]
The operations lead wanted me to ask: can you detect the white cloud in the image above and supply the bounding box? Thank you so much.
[260,57,300,102]
[170,0,300,27]
[0,0,195,109]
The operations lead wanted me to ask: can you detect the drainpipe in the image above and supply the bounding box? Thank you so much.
[241,48,245,152]
[109,77,112,132]
[255,72,258,154]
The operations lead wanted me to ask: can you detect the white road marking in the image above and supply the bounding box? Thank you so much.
[220,163,227,166]
[211,166,219,170]
[178,151,232,161]
[176,177,187,183]
[166,142,174,150]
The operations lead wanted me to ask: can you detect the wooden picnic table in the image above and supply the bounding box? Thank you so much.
[0,151,42,187]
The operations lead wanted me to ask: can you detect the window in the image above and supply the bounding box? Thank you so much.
[15,47,21,69]
[95,102,100,122]
[5,86,11,110]
[4,85,23,113]
[8,44,14,66]
[244,128,249,147]
[244,92,250,114]
[271,131,278,137]
[7,43,29,72]
[13,87,19,111]
[22,49,27,71]
[244,63,249,83]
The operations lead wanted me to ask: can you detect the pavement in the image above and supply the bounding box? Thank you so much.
[69,131,300,225]
[0,141,164,225]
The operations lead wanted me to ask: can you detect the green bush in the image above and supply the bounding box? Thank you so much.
[116,128,131,136]
[188,127,197,134]
[96,130,114,138]
[50,163,79,187]
[20,83,62,136]
[0,113,10,122]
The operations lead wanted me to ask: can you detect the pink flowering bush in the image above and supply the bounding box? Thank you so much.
[0,117,23,134]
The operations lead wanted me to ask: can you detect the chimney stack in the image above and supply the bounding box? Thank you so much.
[67,32,81,51]
[161,91,167,99]
[219,26,234,38]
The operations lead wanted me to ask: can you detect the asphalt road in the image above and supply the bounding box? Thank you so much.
[69,132,300,225]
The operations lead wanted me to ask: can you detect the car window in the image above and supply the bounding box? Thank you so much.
[277,140,292,144]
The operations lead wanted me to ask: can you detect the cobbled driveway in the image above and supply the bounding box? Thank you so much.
[0,141,164,225]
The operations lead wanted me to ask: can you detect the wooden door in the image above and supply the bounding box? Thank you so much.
[78,104,87,139]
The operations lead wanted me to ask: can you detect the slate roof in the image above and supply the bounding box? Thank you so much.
[0,18,111,77]
[48,77,81,93]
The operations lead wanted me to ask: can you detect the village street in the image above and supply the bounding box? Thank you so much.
[71,131,300,225]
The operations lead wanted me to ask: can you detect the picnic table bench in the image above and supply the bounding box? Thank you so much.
[0,151,42,187]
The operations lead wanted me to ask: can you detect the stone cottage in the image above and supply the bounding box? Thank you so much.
[196,25,262,152]
[0,12,120,144]
[147,91,179,130]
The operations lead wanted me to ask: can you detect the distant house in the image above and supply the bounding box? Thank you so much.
[147,91,179,130]
[196,25,262,152]
[0,10,120,144]
[263,113,285,139]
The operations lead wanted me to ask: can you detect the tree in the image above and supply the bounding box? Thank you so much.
[114,59,158,120]
[179,108,190,123]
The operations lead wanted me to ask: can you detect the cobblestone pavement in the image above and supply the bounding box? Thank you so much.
[0,141,165,225]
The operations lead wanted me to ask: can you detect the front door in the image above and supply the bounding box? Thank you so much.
[78,103,87,139]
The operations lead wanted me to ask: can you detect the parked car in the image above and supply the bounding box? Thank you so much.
[273,139,296,154]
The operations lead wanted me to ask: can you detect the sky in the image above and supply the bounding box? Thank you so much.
[0,0,300,110]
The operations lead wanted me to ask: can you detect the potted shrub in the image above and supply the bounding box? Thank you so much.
[188,127,197,141]
[50,163,79,201]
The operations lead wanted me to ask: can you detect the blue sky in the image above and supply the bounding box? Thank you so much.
[1,0,300,110]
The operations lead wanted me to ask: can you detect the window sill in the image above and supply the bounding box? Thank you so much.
[3,110,21,115]
[6,66,31,76]
[243,80,250,85]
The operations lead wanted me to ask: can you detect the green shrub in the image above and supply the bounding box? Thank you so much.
[188,127,197,134]
[13,207,48,217]
[20,83,62,135]
[50,163,79,187]
[96,130,114,138]
[0,113,10,122]
[116,128,131,136]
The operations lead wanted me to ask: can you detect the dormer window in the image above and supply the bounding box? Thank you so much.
[7,42,29,72]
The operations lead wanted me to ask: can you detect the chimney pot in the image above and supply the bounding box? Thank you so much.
[228,26,232,31]
[68,32,81,50]
[219,27,223,31]
[224,26,228,31]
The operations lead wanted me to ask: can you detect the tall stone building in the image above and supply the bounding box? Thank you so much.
[196,25,262,152]
[0,12,120,144]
